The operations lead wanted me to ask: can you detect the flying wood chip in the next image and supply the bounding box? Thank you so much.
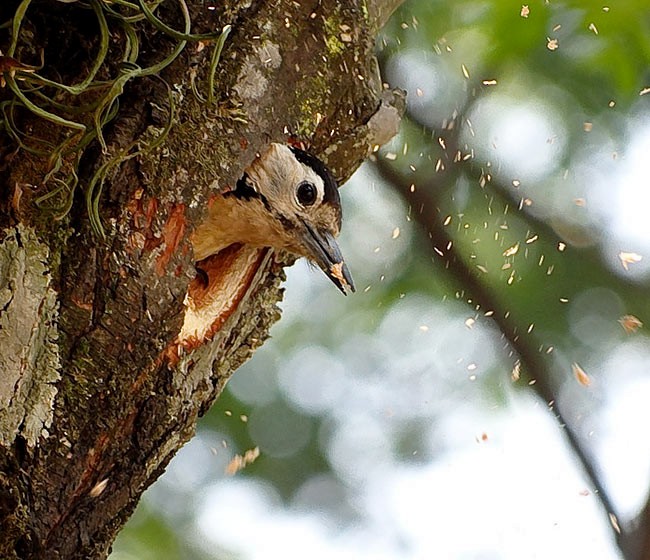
[511,360,521,382]
[619,251,642,270]
[503,242,519,257]
[619,315,643,334]
[225,447,260,476]
[572,363,591,387]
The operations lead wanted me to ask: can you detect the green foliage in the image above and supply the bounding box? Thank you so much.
[379,0,650,337]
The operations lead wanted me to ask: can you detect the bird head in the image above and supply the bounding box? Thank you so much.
[228,143,355,294]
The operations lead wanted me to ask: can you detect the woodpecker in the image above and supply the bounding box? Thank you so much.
[191,143,355,294]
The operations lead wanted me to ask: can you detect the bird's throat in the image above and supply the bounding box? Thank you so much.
[191,194,252,261]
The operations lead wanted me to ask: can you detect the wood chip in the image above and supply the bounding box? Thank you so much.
[503,243,519,257]
[511,360,521,382]
[572,363,591,387]
[330,261,347,287]
[619,251,642,270]
[225,447,260,476]
[89,478,109,498]
[619,315,643,334]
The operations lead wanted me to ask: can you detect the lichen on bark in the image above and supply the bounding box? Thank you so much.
[0,224,60,447]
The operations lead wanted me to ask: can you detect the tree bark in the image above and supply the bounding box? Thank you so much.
[0,1,404,557]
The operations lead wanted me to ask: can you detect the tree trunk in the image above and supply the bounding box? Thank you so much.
[0,0,403,557]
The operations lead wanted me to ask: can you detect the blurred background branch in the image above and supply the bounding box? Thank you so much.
[374,144,623,541]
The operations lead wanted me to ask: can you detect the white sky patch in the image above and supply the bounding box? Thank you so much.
[280,346,347,415]
[598,340,650,522]
[598,118,650,278]
[368,403,620,559]
[566,113,650,279]
[384,51,445,128]
[466,94,567,184]
[384,50,468,128]
[196,478,407,560]
[612,123,650,239]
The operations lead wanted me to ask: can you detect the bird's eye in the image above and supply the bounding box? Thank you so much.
[296,181,317,206]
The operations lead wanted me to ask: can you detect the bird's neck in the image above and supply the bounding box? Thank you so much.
[191,194,278,261]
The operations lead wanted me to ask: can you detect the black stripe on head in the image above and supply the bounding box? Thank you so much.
[227,173,259,200]
[288,146,340,207]
[226,173,272,212]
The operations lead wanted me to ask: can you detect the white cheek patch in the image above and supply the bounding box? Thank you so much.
[247,143,326,210]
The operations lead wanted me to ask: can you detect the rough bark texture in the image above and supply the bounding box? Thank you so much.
[0,0,404,558]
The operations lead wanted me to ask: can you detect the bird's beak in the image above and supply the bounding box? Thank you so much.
[301,223,355,294]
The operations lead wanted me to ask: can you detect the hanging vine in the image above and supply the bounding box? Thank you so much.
[0,0,231,236]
